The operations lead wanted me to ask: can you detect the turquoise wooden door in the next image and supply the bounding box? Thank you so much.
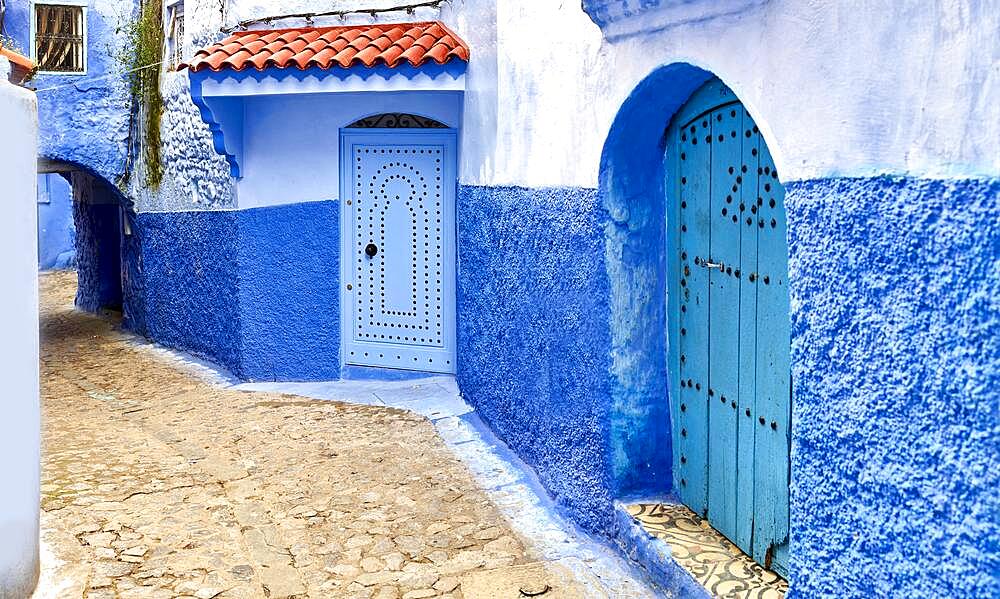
[666,78,791,577]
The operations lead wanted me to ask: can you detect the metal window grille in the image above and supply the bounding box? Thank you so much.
[168,2,185,69]
[35,4,85,73]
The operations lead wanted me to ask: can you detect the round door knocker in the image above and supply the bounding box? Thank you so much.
[365,243,378,257]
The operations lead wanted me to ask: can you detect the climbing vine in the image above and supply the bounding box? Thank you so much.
[119,0,164,189]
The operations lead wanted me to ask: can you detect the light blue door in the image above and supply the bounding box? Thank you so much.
[340,129,457,374]
[667,78,791,576]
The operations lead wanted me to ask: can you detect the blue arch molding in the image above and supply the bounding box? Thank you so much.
[188,60,468,178]
[600,62,713,497]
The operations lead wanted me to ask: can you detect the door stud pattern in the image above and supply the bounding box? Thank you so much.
[342,133,457,374]
[669,79,791,577]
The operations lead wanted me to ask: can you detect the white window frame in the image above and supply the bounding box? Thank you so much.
[30,0,88,76]
[165,0,184,70]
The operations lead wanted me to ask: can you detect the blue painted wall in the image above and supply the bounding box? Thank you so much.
[5,0,132,184]
[456,184,673,533]
[127,201,340,381]
[36,174,76,270]
[237,201,340,381]
[73,197,121,312]
[454,175,999,596]
[133,208,242,369]
[785,176,999,598]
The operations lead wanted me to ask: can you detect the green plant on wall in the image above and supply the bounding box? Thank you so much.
[118,0,164,189]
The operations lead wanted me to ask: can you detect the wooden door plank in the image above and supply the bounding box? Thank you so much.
[751,137,792,569]
[735,107,760,553]
[676,116,712,515]
[707,105,743,541]
[666,127,684,492]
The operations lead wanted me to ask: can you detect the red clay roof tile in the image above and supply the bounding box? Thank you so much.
[181,21,469,73]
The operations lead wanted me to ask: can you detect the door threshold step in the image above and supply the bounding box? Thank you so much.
[626,503,787,598]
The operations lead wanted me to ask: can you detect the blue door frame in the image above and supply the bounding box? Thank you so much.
[666,78,791,576]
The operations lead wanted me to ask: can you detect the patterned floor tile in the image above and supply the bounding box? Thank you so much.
[626,503,788,599]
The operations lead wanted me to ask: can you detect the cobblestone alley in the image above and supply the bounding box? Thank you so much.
[34,272,652,599]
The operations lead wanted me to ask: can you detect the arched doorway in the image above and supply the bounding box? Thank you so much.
[37,159,133,317]
[665,77,791,575]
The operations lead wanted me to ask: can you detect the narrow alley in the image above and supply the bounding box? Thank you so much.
[35,272,650,599]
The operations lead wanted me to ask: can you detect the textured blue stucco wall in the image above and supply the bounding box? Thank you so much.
[785,176,1000,598]
[456,184,671,533]
[454,173,998,597]
[128,201,340,380]
[73,197,121,312]
[37,174,76,270]
[6,0,132,184]
[133,208,243,371]
[237,201,340,381]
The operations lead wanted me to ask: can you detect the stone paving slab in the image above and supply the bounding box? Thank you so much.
[34,272,658,598]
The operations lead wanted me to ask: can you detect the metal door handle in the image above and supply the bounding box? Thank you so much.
[701,260,723,270]
[365,243,378,257]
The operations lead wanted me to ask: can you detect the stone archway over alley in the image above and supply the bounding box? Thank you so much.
[34,272,654,599]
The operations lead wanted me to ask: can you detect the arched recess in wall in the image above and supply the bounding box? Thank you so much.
[38,157,143,329]
[598,62,793,575]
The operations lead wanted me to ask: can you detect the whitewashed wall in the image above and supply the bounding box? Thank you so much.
[0,57,41,599]
[165,0,997,209]
[462,0,1000,186]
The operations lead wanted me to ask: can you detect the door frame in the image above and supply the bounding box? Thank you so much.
[338,127,459,374]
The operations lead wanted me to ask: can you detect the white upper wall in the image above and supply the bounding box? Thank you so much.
[213,0,998,193]
[449,0,999,186]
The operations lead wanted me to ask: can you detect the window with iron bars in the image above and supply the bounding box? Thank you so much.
[167,1,185,69]
[34,3,85,73]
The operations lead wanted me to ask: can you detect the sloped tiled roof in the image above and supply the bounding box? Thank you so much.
[182,21,469,73]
